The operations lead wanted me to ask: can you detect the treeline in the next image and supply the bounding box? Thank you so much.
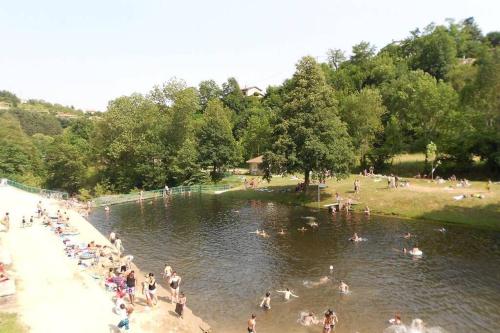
[0,18,499,195]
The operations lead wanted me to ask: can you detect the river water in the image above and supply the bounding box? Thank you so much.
[88,194,500,333]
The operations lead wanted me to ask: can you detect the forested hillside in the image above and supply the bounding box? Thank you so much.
[1,18,498,195]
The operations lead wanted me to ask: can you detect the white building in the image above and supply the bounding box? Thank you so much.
[241,86,264,98]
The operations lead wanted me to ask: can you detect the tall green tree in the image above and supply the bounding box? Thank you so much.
[263,56,354,186]
[197,100,240,182]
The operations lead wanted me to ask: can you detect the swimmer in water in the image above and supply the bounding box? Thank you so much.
[306,276,330,287]
[364,206,370,215]
[409,246,423,256]
[275,288,298,300]
[349,233,362,242]
[298,227,307,232]
[389,313,402,325]
[403,232,411,239]
[307,221,319,228]
[339,280,349,294]
[259,292,271,310]
[437,227,446,233]
[299,312,318,326]
[250,229,261,234]
[277,229,286,235]
[259,230,269,238]
[104,205,110,212]
[402,247,408,254]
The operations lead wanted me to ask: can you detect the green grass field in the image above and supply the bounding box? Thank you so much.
[0,313,26,333]
[220,173,500,230]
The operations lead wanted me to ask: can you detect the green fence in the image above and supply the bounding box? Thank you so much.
[5,179,69,199]
[93,184,232,207]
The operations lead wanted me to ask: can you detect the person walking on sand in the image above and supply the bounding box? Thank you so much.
[142,280,152,307]
[125,270,136,305]
[175,292,187,318]
[109,231,116,245]
[247,314,257,333]
[37,201,42,218]
[147,273,158,306]
[169,271,181,303]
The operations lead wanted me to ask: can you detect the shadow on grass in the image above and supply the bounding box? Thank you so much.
[416,202,500,231]
[221,184,334,207]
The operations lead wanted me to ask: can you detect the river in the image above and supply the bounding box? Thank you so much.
[88,194,500,333]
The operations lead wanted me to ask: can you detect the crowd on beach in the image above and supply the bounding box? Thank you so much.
[0,197,194,333]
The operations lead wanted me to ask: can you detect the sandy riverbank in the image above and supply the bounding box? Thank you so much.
[0,186,210,333]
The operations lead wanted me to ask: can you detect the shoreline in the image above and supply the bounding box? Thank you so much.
[0,186,210,333]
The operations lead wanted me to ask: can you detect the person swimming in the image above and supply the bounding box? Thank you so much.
[278,229,286,235]
[298,227,307,232]
[275,288,298,300]
[298,312,318,326]
[388,313,402,325]
[305,276,330,287]
[339,280,349,294]
[364,206,370,215]
[403,232,411,239]
[307,221,319,227]
[409,247,423,256]
[437,227,446,233]
[349,233,363,242]
[259,292,271,310]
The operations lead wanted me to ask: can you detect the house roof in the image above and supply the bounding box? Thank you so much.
[246,155,264,164]
[241,86,262,92]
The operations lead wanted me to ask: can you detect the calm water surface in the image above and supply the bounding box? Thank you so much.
[89,194,500,333]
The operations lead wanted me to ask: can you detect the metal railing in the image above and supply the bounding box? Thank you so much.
[93,184,231,207]
[5,179,69,199]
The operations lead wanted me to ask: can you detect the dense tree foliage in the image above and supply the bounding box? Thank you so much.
[0,17,499,194]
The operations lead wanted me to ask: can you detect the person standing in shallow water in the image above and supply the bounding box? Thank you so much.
[247,314,257,333]
[169,271,181,303]
[259,292,271,310]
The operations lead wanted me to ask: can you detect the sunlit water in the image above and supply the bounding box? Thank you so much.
[88,194,500,332]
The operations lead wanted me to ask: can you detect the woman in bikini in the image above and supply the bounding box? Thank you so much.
[147,273,158,306]
[169,271,182,303]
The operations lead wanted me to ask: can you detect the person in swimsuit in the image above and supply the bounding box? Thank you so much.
[109,231,116,245]
[364,206,370,215]
[147,273,158,306]
[142,280,152,307]
[163,264,173,282]
[275,288,298,300]
[125,271,136,305]
[298,227,307,232]
[328,310,338,330]
[278,229,286,235]
[169,271,181,303]
[349,233,361,242]
[322,312,333,333]
[247,314,257,333]
[259,292,271,310]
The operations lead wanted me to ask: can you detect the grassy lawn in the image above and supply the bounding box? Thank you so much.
[220,173,500,230]
[0,313,27,333]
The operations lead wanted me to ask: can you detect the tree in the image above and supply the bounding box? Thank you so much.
[45,139,87,193]
[326,48,346,70]
[340,88,386,166]
[197,100,240,182]
[199,80,222,111]
[240,107,274,159]
[0,90,20,107]
[263,56,354,186]
[221,77,246,114]
[486,31,500,47]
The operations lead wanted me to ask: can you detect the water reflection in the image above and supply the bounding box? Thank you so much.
[89,194,500,332]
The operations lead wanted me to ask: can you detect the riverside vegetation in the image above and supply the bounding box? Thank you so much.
[0,17,499,200]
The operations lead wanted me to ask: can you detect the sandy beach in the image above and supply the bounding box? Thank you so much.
[0,185,210,333]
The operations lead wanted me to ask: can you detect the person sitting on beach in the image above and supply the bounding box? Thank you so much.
[260,292,271,310]
[339,280,349,294]
[364,206,370,215]
[276,288,299,300]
